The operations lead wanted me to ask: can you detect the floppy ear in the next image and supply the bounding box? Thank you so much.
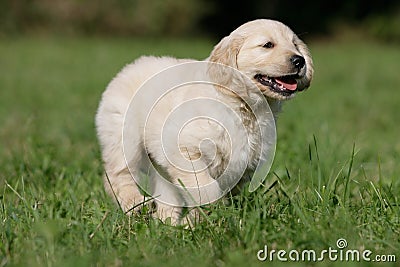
[209,35,243,68]
[207,35,244,93]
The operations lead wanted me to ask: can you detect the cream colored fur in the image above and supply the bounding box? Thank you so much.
[95,19,313,224]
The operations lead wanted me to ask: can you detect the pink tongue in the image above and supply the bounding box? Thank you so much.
[275,77,297,91]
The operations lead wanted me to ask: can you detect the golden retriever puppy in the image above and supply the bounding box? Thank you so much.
[95,19,313,224]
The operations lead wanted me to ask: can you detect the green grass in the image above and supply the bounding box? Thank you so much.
[0,36,399,267]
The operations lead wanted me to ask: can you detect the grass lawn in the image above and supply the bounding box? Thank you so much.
[0,36,399,267]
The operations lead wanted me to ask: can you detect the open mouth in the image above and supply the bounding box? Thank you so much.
[254,74,299,96]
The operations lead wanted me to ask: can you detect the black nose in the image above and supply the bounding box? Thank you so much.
[290,55,305,69]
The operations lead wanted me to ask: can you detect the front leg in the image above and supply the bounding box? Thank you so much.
[151,166,220,225]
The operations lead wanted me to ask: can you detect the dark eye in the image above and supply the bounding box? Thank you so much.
[263,42,274,48]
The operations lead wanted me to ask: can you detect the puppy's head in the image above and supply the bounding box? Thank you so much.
[209,19,313,101]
